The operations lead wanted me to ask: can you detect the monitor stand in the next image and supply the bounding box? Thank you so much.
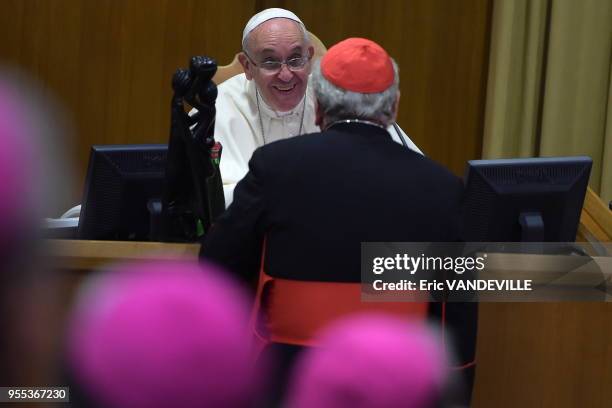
[519,212,544,242]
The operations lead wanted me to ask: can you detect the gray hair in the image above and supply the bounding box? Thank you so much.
[242,18,311,55]
[312,59,400,127]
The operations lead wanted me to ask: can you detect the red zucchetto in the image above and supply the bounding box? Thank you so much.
[321,37,394,93]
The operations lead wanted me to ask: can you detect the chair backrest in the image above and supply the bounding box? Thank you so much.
[309,31,327,60]
[212,53,242,85]
[577,187,612,242]
[212,31,327,85]
[252,270,428,348]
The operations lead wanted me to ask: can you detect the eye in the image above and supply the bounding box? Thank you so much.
[260,61,281,70]
[287,57,306,68]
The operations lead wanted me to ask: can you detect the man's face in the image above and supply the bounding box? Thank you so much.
[240,19,313,112]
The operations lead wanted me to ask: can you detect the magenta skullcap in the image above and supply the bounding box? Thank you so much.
[286,314,448,408]
[66,260,256,408]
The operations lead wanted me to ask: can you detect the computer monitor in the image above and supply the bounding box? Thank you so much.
[77,144,167,241]
[462,156,592,242]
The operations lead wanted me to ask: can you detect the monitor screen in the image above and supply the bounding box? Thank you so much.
[462,156,592,242]
[77,144,167,241]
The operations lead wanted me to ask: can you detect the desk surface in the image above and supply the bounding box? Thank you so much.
[42,239,201,271]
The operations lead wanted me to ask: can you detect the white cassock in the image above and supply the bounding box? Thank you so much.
[213,73,423,206]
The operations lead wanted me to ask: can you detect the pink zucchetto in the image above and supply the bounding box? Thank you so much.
[321,38,395,93]
[285,314,449,408]
[66,260,257,408]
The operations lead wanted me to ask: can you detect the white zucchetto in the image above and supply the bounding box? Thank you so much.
[242,8,304,44]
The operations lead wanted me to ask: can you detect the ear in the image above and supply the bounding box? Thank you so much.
[315,100,325,129]
[308,45,315,59]
[238,53,254,81]
[304,46,316,76]
[391,90,400,121]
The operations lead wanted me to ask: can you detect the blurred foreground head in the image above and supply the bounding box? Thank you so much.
[0,72,73,254]
[66,261,257,408]
[286,314,449,408]
[0,84,36,243]
[0,71,74,385]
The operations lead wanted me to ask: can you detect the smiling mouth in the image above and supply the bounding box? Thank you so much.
[273,84,296,92]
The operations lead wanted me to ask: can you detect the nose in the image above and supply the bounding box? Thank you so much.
[277,64,294,82]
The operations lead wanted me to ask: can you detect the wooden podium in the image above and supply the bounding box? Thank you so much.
[471,188,612,408]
